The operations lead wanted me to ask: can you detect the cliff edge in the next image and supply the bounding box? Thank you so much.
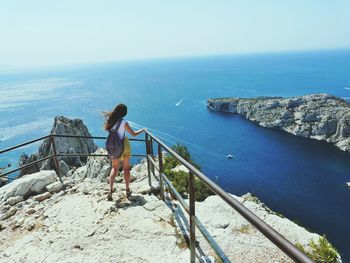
[207,94,350,152]
[0,153,341,262]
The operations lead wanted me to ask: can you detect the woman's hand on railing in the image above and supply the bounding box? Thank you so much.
[126,122,147,137]
[135,128,147,136]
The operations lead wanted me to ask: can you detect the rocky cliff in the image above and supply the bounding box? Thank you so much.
[19,116,97,176]
[0,153,341,262]
[207,94,350,152]
[1,116,341,262]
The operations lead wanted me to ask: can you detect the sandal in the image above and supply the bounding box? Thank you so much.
[107,191,113,201]
[126,189,132,198]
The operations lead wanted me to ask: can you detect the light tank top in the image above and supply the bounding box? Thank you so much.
[111,119,127,139]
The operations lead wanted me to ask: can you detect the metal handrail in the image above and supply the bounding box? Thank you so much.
[52,134,145,142]
[0,131,313,262]
[144,130,313,263]
[0,135,51,155]
[0,155,54,178]
[0,134,145,179]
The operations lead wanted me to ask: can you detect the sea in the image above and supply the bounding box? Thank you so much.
[1,49,350,262]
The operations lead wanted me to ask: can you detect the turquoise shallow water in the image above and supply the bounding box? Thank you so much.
[1,50,350,261]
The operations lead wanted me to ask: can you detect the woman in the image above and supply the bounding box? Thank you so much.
[103,103,145,200]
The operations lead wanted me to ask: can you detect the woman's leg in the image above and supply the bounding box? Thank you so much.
[123,157,131,192]
[109,158,120,193]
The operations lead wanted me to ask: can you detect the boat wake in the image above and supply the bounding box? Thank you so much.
[175,99,183,107]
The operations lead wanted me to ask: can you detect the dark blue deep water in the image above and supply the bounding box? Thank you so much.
[1,50,350,261]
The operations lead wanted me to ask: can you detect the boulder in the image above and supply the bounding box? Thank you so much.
[34,192,51,202]
[0,170,57,203]
[129,158,148,179]
[45,181,63,193]
[86,148,110,181]
[71,166,87,181]
[5,196,23,206]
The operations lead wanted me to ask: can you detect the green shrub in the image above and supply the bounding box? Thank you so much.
[163,143,213,202]
[296,236,339,263]
[164,143,200,173]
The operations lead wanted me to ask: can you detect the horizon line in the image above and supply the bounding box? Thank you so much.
[1,46,350,74]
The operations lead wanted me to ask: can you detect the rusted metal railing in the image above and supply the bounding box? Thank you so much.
[0,134,145,180]
[0,131,314,263]
[144,130,314,263]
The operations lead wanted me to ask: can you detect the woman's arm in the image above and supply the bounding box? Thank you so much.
[125,122,146,137]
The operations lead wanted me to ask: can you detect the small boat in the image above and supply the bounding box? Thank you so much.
[226,154,234,159]
[175,99,183,107]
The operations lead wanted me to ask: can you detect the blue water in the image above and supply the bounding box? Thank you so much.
[1,49,350,261]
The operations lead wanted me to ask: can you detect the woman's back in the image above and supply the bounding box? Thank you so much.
[111,119,127,138]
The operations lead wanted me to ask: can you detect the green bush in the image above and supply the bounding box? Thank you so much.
[163,143,213,202]
[296,236,339,263]
[164,143,200,173]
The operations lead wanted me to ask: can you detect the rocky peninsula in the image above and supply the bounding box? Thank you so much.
[207,94,350,152]
[0,116,341,262]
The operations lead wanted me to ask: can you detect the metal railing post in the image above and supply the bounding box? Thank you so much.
[158,144,164,201]
[145,133,151,186]
[50,135,62,180]
[189,171,196,263]
[150,138,156,176]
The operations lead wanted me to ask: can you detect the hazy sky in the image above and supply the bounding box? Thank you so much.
[1,0,350,68]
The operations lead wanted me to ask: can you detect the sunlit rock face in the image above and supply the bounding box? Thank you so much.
[19,116,97,176]
[208,94,350,152]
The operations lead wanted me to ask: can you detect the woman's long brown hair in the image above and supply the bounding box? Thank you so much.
[103,104,127,131]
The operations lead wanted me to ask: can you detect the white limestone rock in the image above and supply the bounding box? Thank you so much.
[171,164,190,173]
[0,180,189,263]
[59,160,69,177]
[18,116,98,175]
[0,207,18,220]
[130,158,148,179]
[45,181,63,193]
[5,196,23,206]
[34,192,51,202]
[86,148,110,180]
[0,170,57,203]
[208,94,350,152]
[71,166,87,181]
[190,193,335,263]
[1,158,340,262]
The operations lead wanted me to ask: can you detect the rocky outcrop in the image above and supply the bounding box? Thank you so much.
[18,153,40,176]
[0,165,10,187]
[207,94,350,152]
[0,160,189,263]
[0,158,341,262]
[0,178,7,188]
[86,148,111,181]
[188,193,335,262]
[0,170,58,203]
[19,116,97,176]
